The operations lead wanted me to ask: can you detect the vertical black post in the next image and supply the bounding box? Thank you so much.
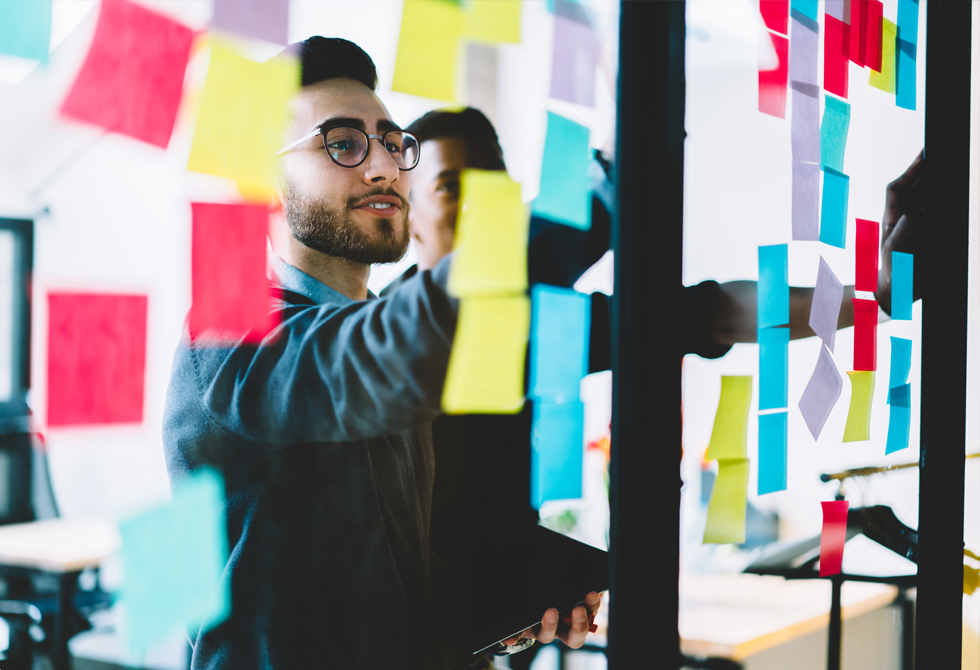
[916,1,972,668]
[609,1,685,669]
[827,575,842,670]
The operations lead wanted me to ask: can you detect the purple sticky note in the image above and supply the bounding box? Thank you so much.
[550,14,598,107]
[792,161,820,240]
[212,0,289,46]
[789,15,819,87]
[791,86,820,164]
[809,257,844,351]
[798,344,843,440]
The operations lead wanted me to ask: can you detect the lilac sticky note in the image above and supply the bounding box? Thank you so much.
[798,345,843,440]
[809,257,844,351]
[826,0,846,21]
[792,161,820,241]
[550,14,598,108]
[789,15,819,87]
[791,86,820,164]
[212,0,289,45]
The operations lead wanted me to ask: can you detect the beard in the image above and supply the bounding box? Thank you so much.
[282,182,411,265]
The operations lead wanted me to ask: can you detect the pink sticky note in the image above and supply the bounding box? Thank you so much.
[760,0,789,35]
[848,0,867,67]
[864,0,883,72]
[47,293,148,427]
[59,0,193,149]
[855,218,879,292]
[824,15,850,99]
[852,298,878,371]
[190,203,275,343]
[820,500,850,576]
[759,31,789,118]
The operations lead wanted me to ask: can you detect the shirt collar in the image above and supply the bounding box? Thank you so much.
[269,252,373,307]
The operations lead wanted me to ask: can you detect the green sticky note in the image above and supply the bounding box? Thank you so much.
[447,170,529,297]
[705,376,753,460]
[532,112,592,230]
[869,18,897,94]
[703,459,749,544]
[392,0,463,101]
[843,371,875,442]
[463,0,521,44]
[0,0,51,62]
[442,296,530,414]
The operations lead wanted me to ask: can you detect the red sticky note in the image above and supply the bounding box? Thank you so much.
[190,203,275,343]
[759,31,789,118]
[864,0,883,72]
[855,218,879,292]
[760,0,789,35]
[848,0,868,66]
[47,293,148,427]
[820,500,850,577]
[59,0,194,148]
[824,15,850,98]
[852,298,878,371]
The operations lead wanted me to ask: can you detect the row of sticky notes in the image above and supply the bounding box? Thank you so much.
[757,246,789,496]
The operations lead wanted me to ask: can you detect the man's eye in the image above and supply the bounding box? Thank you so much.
[437,181,460,196]
[385,141,401,153]
[327,141,355,154]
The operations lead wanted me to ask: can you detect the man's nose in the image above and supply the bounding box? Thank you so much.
[362,138,400,184]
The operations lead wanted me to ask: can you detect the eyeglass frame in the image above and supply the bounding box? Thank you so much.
[275,124,421,171]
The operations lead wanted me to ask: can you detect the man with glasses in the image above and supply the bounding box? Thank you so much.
[163,37,597,670]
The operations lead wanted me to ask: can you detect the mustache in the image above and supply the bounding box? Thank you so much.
[347,187,409,211]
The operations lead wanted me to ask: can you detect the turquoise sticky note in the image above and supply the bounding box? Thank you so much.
[530,285,590,404]
[758,245,789,329]
[887,382,911,408]
[758,411,788,495]
[889,337,913,390]
[896,39,916,110]
[791,0,818,22]
[531,401,585,509]
[759,327,789,410]
[820,97,850,173]
[897,0,919,46]
[0,0,52,62]
[886,400,911,454]
[819,168,849,249]
[891,251,913,320]
[119,468,230,652]
[532,112,592,230]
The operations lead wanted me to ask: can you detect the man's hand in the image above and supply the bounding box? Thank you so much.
[502,591,601,649]
[877,150,924,315]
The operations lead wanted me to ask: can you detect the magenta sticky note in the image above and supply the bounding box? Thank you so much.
[760,0,789,35]
[852,298,878,371]
[760,31,789,118]
[820,500,849,576]
[855,218,879,292]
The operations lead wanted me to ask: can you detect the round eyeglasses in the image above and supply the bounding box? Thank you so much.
[276,125,420,171]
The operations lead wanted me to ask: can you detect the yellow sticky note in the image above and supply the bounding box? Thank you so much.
[869,18,897,94]
[843,371,875,442]
[705,376,752,461]
[703,459,749,544]
[447,170,529,297]
[392,0,463,101]
[442,295,530,414]
[187,39,299,201]
[463,0,522,44]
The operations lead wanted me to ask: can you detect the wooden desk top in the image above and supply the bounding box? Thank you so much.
[0,518,121,573]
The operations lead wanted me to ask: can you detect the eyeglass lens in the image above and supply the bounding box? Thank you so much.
[322,128,419,170]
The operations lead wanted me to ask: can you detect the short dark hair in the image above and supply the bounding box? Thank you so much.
[405,107,502,151]
[286,36,378,90]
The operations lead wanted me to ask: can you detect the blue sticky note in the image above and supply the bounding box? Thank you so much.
[887,383,911,408]
[891,251,913,320]
[759,327,789,410]
[819,168,849,249]
[897,0,919,46]
[119,468,230,652]
[758,411,788,495]
[895,39,916,111]
[889,336,913,390]
[820,97,850,173]
[886,401,911,454]
[530,285,591,403]
[0,0,52,62]
[531,401,585,509]
[532,112,592,230]
[790,0,819,22]
[758,245,789,329]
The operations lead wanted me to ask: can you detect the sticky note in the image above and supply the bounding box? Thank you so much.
[392,0,463,101]
[809,257,844,352]
[887,382,911,408]
[119,468,230,652]
[191,203,275,343]
[855,218,880,292]
[442,296,530,414]
[187,40,298,200]
[819,168,849,249]
[792,161,820,240]
[852,298,878,371]
[825,0,846,22]
[789,15,818,87]
[891,251,913,320]
[532,113,592,230]
[530,401,584,509]
[758,244,789,329]
[897,0,919,46]
[760,0,789,35]
[759,31,789,118]
[759,327,789,410]
[706,376,753,461]
[824,15,850,99]
[843,371,875,442]
[47,293,147,427]
[59,0,194,149]
[758,411,788,495]
[889,337,913,390]
[820,96,850,173]
[895,38,916,110]
[791,86,820,164]
[530,286,590,404]
[212,0,289,46]
[790,0,818,23]
[703,459,749,544]
[886,399,911,454]
[550,14,599,108]
[447,170,529,297]
[848,0,868,66]
[798,345,843,440]
[0,0,51,62]
[869,18,897,93]
[864,0,883,72]
[819,500,849,576]
[463,0,521,44]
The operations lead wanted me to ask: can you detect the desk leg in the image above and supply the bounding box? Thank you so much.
[827,575,842,670]
[51,571,79,670]
[897,589,915,670]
